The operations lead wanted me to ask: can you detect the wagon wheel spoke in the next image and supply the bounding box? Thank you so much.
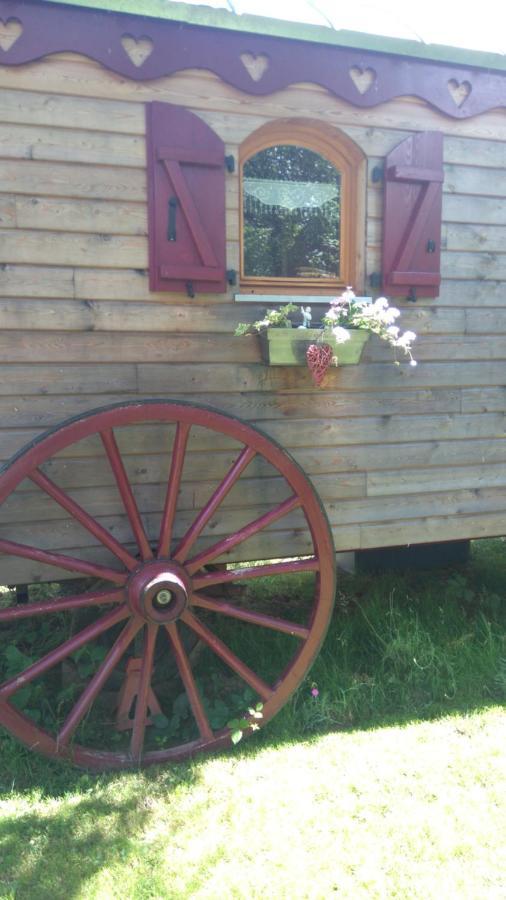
[101,428,153,561]
[193,557,320,590]
[0,587,125,622]
[181,610,273,701]
[0,538,127,585]
[165,622,213,741]
[186,494,302,575]
[130,624,158,761]
[157,422,191,558]
[173,445,256,564]
[191,593,310,639]
[0,605,130,700]
[57,616,143,748]
[29,468,138,571]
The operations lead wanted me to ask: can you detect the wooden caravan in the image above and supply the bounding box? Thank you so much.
[0,0,505,768]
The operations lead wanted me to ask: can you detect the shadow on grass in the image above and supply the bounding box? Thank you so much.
[0,791,154,900]
[0,751,206,900]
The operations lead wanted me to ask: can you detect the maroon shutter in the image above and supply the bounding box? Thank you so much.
[382,131,444,299]
[146,102,226,294]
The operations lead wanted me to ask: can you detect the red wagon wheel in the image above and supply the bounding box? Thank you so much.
[0,401,335,770]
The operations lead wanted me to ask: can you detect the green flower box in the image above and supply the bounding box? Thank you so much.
[258,327,369,366]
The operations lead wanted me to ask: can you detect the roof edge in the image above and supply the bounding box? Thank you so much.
[43,0,506,73]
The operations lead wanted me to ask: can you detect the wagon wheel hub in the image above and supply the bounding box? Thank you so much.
[127,561,191,624]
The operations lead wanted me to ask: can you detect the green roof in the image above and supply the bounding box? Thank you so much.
[44,0,506,73]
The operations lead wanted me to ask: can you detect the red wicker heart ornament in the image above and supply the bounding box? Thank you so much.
[306,342,334,387]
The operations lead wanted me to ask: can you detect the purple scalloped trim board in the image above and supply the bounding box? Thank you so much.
[0,0,505,119]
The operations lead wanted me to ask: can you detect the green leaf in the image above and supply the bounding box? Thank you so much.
[152,713,170,730]
[5,645,34,670]
[12,687,32,708]
[230,730,243,744]
[209,712,227,729]
[174,692,190,714]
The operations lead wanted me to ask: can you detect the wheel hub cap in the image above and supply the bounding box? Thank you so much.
[127,561,191,624]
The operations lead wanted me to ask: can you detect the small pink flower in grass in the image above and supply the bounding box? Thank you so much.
[311,683,319,699]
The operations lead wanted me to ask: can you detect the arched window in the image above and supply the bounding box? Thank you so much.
[240,120,365,293]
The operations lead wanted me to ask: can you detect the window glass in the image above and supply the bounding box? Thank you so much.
[243,145,341,280]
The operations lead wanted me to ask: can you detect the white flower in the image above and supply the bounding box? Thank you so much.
[332,326,351,343]
[396,330,416,349]
[409,359,418,367]
[382,307,400,324]
[372,297,389,312]
[325,309,339,321]
[386,325,400,337]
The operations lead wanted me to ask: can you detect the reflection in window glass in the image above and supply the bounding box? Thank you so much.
[243,145,341,279]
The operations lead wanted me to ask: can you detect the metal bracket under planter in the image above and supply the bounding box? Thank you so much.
[258,328,370,366]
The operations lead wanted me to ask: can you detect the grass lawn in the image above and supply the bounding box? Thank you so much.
[1,539,505,898]
[0,709,504,899]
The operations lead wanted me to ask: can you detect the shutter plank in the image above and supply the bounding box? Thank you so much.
[390,271,440,286]
[382,132,444,299]
[387,166,444,183]
[158,147,223,167]
[160,265,223,281]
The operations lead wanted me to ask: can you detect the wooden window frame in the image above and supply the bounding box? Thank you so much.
[239,119,366,295]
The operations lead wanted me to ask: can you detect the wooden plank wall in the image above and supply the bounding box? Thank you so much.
[0,52,506,582]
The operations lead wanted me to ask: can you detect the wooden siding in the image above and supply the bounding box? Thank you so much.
[1,53,506,582]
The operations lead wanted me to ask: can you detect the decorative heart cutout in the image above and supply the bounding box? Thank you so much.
[121,35,154,68]
[306,343,334,387]
[0,18,23,52]
[448,79,472,107]
[240,52,269,82]
[349,66,376,95]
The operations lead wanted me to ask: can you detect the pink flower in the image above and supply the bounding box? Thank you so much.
[311,687,319,698]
